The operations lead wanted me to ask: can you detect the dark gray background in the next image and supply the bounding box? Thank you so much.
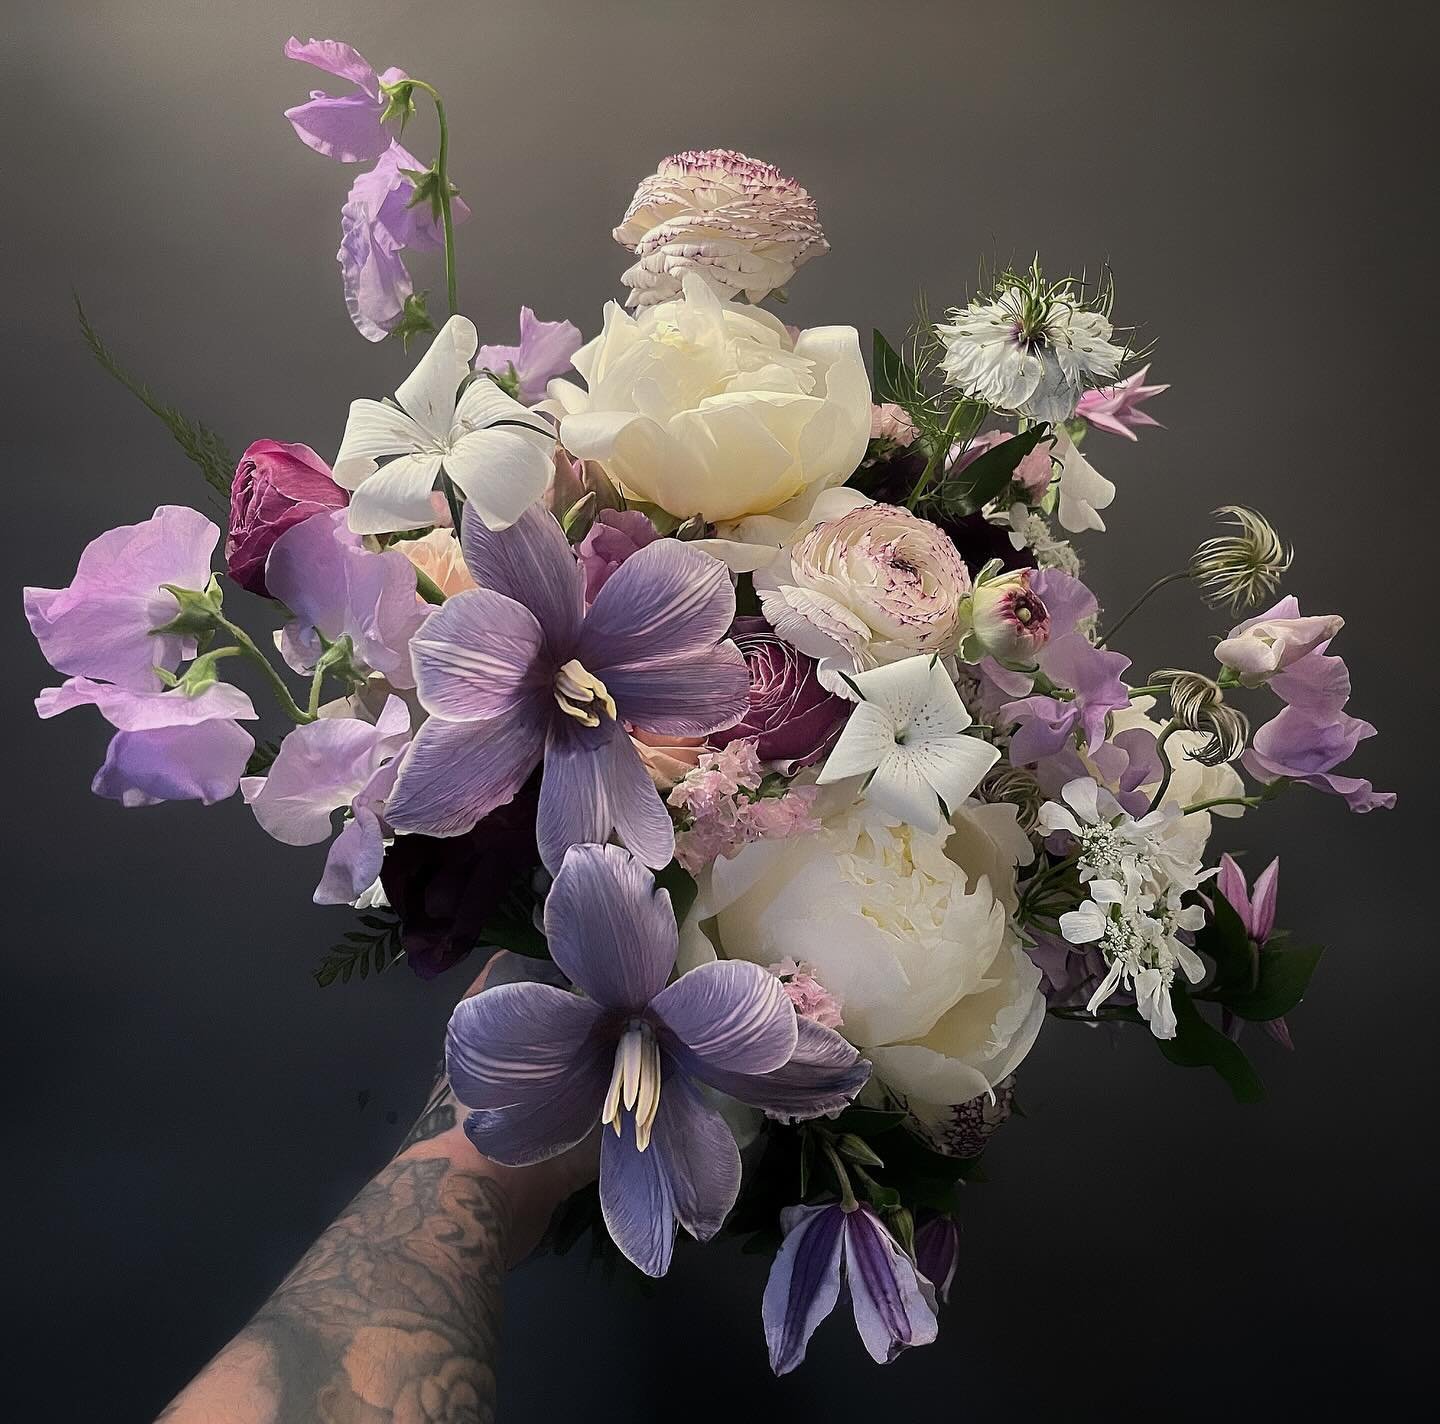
[4,1,1435,1417]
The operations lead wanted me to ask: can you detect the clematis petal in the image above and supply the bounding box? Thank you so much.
[599,643,750,737]
[543,842,677,1010]
[599,1107,677,1277]
[386,712,544,838]
[600,725,678,869]
[907,734,1001,815]
[815,702,896,783]
[694,1018,869,1121]
[649,959,796,1076]
[536,720,611,873]
[866,752,945,833]
[395,316,477,437]
[453,374,555,435]
[460,502,584,657]
[1215,853,1253,930]
[651,1072,741,1244]
[447,981,609,1109]
[409,589,546,722]
[1250,858,1280,943]
[580,539,738,672]
[444,426,553,532]
[844,1207,940,1364]
[762,1205,845,1376]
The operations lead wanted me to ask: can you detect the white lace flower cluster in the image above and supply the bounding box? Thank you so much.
[1037,777,1210,1039]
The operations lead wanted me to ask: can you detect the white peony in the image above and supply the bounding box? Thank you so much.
[693,799,1044,1127]
[612,149,829,308]
[546,274,870,539]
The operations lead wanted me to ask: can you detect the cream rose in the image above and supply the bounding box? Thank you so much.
[546,274,870,535]
[693,800,1044,1134]
[755,500,973,688]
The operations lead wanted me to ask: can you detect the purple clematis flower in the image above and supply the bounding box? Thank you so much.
[265,510,429,690]
[999,569,1131,764]
[763,1201,939,1375]
[476,307,584,406]
[446,844,869,1276]
[283,37,405,164]
[913,1211,960,1305]
[338,141,473,342]
[386,503,750,870]
[36,679,256,808]
[1214,853,1294,1049]
[242,696,410,905]
[1073,364,1168,440]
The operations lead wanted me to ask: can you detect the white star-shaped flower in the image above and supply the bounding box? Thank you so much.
[334,315,555,535]
[816,656,999,832]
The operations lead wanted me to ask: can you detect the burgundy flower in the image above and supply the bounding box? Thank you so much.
[576,509,659,601]
[709,616,848,771]
[226,440,348,595]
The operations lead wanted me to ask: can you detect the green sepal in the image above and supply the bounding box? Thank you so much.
[389,292,437,351]
[377,77,418,128]
[561,492,599,543]
[834,1133,885,1169]
[153,576,224,638]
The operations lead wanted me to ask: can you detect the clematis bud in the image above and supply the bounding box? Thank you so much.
[613,149,829,307]
[960,566,1051,665]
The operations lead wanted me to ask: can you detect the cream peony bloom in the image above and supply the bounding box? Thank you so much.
[546,274,870,539]
[694,800,1044,1136]
[613,149,829,308]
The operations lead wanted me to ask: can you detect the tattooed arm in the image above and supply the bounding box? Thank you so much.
[158,966,593,1424]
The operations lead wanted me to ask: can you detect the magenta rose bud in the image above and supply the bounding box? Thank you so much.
[226,440,349,596]
[575,509,660,601]
[709,616,848,772]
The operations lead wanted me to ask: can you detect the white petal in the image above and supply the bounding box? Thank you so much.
[815,702,895,783]
[909,734,999,814]
[454,376,553,436]
[443,427,553,531]
[865,752,944,832]
[849,656,937,725]
[1060,901,1106,944]
[345,455,444,534]
[395,316,477,439]
[1061,776,1102,827]
[333,399,424,489]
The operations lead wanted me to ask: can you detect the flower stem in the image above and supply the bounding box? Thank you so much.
[907,400,969,511]
[409,80,458,318]
[1181,781,1288,816]
[1146,718,1182,814]
[1096,569,1192,648]
[819,1135,858,1211]
[214,614,315,724]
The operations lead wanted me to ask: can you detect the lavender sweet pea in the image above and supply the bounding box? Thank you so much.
[283,36,405,163]
[242,696,410,905]
[710,616,850,772]
[386,503,750,870]
[226,440,348,596]
[476,307,583,405]
[763,1201,939,1374]
[446,844,868,1276]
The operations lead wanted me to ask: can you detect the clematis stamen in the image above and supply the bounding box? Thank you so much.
[554,659,617,728]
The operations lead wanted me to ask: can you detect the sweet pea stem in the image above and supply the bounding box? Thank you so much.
[1096,569,1191,648]
[1146,719,1183,814]
[214,614,315,724]
[409,80,458,319]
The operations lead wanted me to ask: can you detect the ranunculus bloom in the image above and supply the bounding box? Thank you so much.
[547,274,870,539]
[963,567,1051,664]
[226,440,348,596]
[698,800,1044,1132]
[575,510,660,602]
[756,500,973,688]
[612,149,829,308]
[397,529,477,598]
[1214,596,1345,686]
[707,616,848,771]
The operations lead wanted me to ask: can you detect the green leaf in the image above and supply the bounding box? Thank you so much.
[1158,988,1265,1103]
[312,910,406,987]
[932,422,1053,518]
[75,296,235,505]
[872,329,912,405]
[829,1106,907,1139]
[1223,942,1324,1022]
[653,861,699,928]
[1194,887,1256,996]
[476,886,549,959]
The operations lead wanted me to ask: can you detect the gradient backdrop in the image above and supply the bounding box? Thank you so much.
[4,2,1435,1417]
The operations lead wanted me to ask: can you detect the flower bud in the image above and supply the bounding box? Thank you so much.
[961,567,1051,665]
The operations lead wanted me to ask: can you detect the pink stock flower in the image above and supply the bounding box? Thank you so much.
[1074,365,1168,440]
[870,403,918,447]
[767,958,844,1030]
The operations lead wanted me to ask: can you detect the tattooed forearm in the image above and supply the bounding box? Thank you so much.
[401,1074,460,1151]
[158,1156,510,1423]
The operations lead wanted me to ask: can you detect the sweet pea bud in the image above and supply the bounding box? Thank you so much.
[959,565,1050,665]
[834,1133,885,1168]
[561,491,599,543]
[377,78,418,129]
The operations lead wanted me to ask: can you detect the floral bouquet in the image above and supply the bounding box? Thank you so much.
[24,37,1394,1375]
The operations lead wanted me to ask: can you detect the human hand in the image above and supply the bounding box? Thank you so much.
[394,951,599,1267]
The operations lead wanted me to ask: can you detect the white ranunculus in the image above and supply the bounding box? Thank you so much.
[695,801,1044,1122]
[546,274,870,538]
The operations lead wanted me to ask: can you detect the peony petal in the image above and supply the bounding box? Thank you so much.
[650,960,796,1075]
[763,1205,845,1376]
[447,981,609,1109]
[385,712,544,838]
[543,842,677,1010]
[460,502,584,656]
[409,588,546,722]
[580,539,738,672]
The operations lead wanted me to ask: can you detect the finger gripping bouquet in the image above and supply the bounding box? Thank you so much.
[26,37,1395,1375]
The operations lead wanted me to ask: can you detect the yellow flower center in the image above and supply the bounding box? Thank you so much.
[601,1021,663,1152]
[553,659,617,728]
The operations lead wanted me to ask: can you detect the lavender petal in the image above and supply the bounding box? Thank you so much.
[762,1204,845,1376]
[649,960,796,1076]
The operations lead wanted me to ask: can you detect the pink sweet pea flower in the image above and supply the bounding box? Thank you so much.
[283,37,406,163]
[476,307,583,406]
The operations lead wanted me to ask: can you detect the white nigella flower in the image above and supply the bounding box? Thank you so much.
[334,316,555,535]
[816,656,1000,833]
[1038,776,1210,1039]
[936,267,1126,425]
